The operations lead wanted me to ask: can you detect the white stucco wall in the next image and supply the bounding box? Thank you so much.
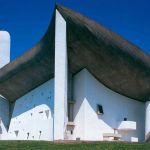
[145,101,150,139]
[0,97,9,139]
[8,79,54,141]
[0,31,10,68]
[54,9,68,140]
[73,69,145,142]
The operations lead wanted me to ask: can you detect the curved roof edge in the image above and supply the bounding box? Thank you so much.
[0,4,149,102]
[56,4,150,102]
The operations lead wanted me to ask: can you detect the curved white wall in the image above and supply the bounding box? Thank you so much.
[0,31,10,68]
[73,69,145,142]
[7,79,54,141]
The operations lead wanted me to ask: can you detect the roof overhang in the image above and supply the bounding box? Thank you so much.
[0,4,150,102]
[0,15,55,101]
[57,4,150,102]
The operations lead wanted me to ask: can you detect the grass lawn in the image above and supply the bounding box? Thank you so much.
[0,141,150,150]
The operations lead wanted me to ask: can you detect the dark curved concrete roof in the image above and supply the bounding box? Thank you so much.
[57,4,150,102]
[0,4,150,102]
[0,14,55,101]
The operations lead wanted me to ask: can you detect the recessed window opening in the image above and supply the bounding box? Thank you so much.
[71,130,73,135]
[45,110,49,118]
[39,131,42,139]
[124,117,127,121]
[97,104,104,115]
[14,130,19,137]
[27,132,29,139]
[39,111,43,114]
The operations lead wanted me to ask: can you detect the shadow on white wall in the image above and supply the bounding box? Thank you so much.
[73,69,145,141]
[7,79,54,140]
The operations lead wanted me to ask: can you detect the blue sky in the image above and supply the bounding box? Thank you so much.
[0,0,150,60]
